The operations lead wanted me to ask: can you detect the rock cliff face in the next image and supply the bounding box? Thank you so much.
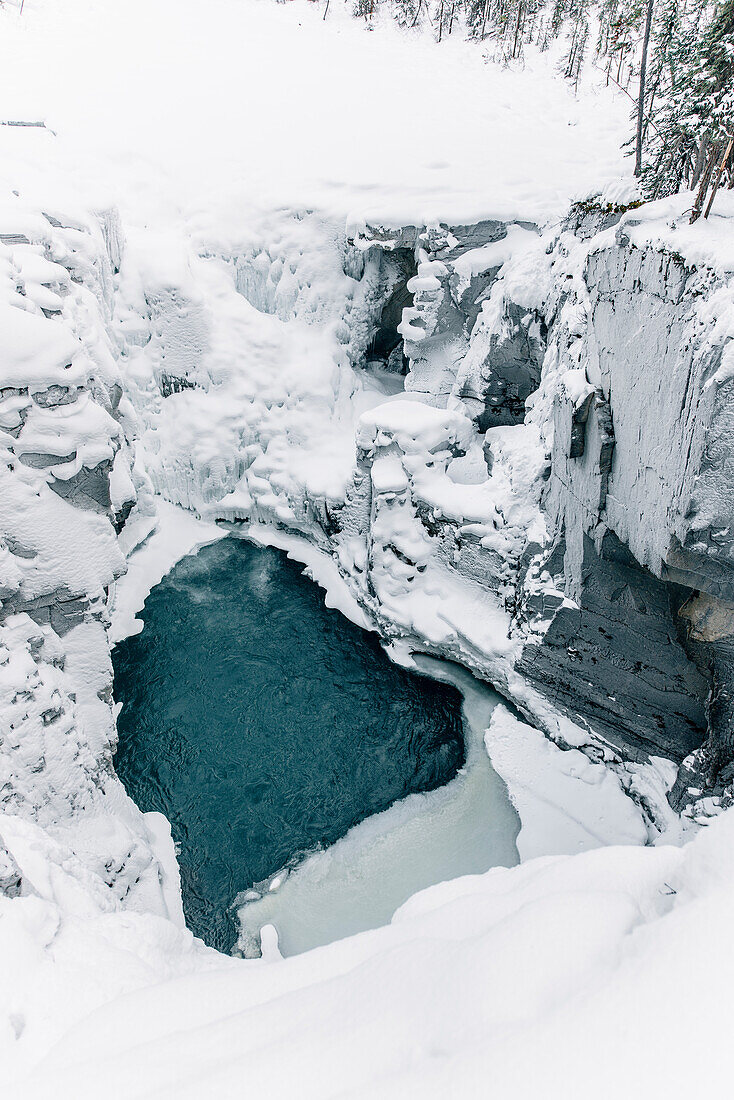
[339,209,734,785]
[515,218,734,779]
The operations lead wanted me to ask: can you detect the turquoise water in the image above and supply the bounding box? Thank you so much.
[112,537,465,953]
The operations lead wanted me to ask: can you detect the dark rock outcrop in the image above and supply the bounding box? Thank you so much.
[517,531,709,760]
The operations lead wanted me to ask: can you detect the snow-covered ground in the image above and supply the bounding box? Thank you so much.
[1,0,629,227]
[11,806,734,1099]
[3,0,734,1095]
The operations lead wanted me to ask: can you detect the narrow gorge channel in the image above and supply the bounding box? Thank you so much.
[112,536,519,954]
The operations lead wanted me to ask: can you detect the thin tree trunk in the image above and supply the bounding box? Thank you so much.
[512,0,523,57]
[690,142,718,223]
[704,136,734,218]
[635,0,655,177]
[691,138,707,190]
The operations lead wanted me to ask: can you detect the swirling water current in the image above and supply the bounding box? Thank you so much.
[112,537,465,952]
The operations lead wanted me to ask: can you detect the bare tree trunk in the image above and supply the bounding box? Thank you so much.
[691,138,707,190]
[512,0,523,57]
[635,0,655,177]
[704,136,734,218]
[690,142,718,223]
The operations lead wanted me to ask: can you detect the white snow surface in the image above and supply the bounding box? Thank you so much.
[10,808,734,1099]
[486,705,649,858]
[0,0,630,230]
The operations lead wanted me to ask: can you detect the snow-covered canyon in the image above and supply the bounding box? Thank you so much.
[3,0,734,1096]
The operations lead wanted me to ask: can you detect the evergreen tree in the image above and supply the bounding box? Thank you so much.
[642,0,734,198]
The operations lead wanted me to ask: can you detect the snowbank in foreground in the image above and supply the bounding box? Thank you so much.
[11,807,734,1099]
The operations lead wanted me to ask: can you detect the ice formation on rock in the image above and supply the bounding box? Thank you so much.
[0,200,179,938]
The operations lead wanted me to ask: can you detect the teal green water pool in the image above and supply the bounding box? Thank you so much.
[112,537,465,952]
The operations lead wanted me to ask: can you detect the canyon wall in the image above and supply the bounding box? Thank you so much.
[2,193,734,911]
[0,203,178,917]
[323,208,734,789]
